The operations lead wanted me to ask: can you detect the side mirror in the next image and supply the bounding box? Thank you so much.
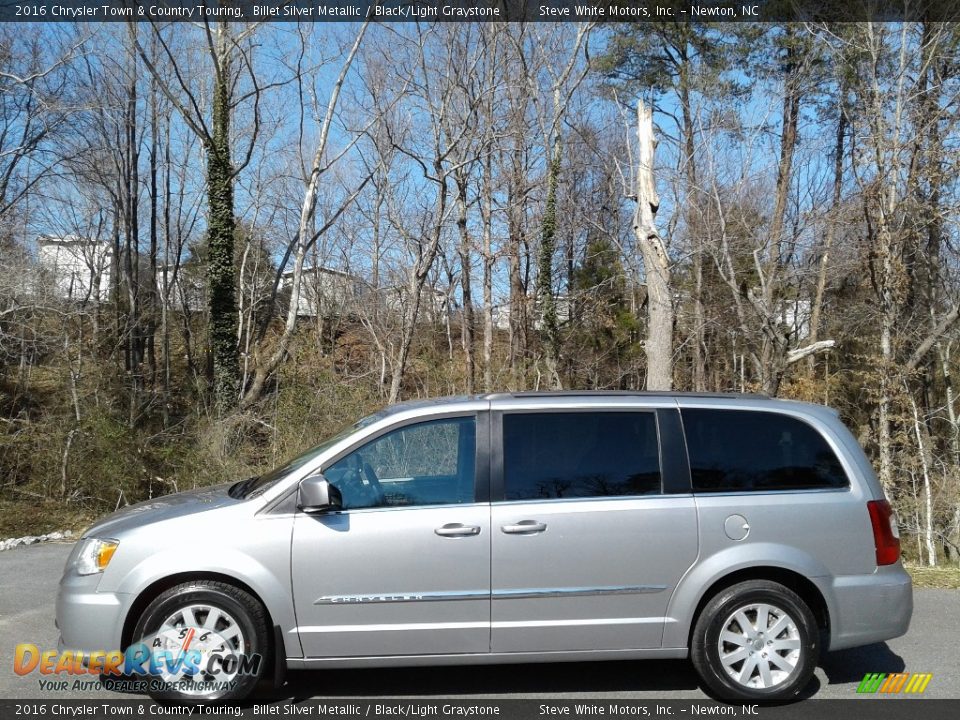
[298,474,342,513]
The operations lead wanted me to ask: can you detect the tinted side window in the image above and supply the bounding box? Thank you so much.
[502,412,661,501]
[681,409,849,492]
[325,417,475,510]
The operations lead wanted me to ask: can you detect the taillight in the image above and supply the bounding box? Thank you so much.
[867,499,901,566]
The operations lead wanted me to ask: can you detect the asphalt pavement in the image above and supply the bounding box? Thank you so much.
[1,542,957,701]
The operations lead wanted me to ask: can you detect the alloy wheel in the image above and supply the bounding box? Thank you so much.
[150,603,248,696]
[716,602,802,690]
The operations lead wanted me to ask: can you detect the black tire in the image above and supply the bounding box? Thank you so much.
[690,580,819,701]
[131,580,270,702]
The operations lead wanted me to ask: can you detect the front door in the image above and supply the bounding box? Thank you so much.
[292,414,490,658]
[490,410,698,653]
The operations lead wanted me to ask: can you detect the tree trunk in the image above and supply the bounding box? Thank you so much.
[147,50,158,389]
[634,100,673,391]
[507,141,528,386]
[809,102,847,371]
[124,25,142,426]
[388,276,424,405]
[207,28,239,414]
[536,138,563,389]
[877,228,896,491]
[907,388,938,565]
[455,172,475,394]
[161,111,172,427]
[481,149,495,392]
[760,35,802,396]
[679,55,705,392]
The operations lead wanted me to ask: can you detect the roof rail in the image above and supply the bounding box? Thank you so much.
[483,390,769,400]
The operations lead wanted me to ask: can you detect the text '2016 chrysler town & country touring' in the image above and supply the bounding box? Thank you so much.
[56,392,912,702]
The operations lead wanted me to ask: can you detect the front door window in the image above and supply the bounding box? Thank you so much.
[324,416,476,510]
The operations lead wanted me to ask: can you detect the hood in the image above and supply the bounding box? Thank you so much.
[83,483,241,539]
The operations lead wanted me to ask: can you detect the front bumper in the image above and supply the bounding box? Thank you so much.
[56,570,130,654]
[818,565,913,651]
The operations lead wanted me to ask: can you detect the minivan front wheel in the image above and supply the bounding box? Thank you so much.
[691,580,819,701]
[130,580,269,702]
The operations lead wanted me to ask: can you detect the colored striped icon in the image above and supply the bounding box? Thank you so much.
[857,672,933,694]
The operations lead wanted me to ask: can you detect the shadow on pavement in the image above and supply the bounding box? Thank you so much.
[271,644,902,702]
[820,642,905,685]
[103,642,906,702]
[275,659,702,699]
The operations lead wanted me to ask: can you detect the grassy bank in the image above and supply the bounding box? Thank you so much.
[905,564,960,589]
[0,500,95,539]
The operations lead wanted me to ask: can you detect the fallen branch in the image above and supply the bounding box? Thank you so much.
[785,339,836,365]
[906,305,960,372]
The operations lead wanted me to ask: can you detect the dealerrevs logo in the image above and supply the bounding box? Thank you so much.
[15,625,262,695]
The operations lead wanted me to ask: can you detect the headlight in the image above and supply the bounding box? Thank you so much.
[75,538,119,576]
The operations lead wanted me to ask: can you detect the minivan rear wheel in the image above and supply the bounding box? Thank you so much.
[691,580,819,701]
[130,580,269,702]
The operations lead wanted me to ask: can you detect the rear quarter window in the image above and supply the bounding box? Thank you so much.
[681,409,849,493]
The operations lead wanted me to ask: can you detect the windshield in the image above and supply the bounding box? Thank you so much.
[229,414,379,499]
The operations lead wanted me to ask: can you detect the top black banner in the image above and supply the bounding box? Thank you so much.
[2,0,960,23]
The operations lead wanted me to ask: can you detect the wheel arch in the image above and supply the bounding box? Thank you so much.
[684,566,830,650]
[121,571,275,651]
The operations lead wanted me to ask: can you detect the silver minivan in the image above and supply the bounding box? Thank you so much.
[56,392,912,702]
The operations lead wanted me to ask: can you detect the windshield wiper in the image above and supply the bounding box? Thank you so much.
[228,475,260,499]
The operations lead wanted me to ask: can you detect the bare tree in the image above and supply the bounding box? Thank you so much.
[134,20,271,412]
[375,26,487,403]
[240,22,371,409]
[632,100,673,390]
[514,23,593,388]
[0,27,78,220]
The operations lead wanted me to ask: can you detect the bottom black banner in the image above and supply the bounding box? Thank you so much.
[2,699,959,720]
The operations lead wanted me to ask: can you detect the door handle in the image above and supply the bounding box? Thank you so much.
[435,523,481,537]
[501,520,547,535]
